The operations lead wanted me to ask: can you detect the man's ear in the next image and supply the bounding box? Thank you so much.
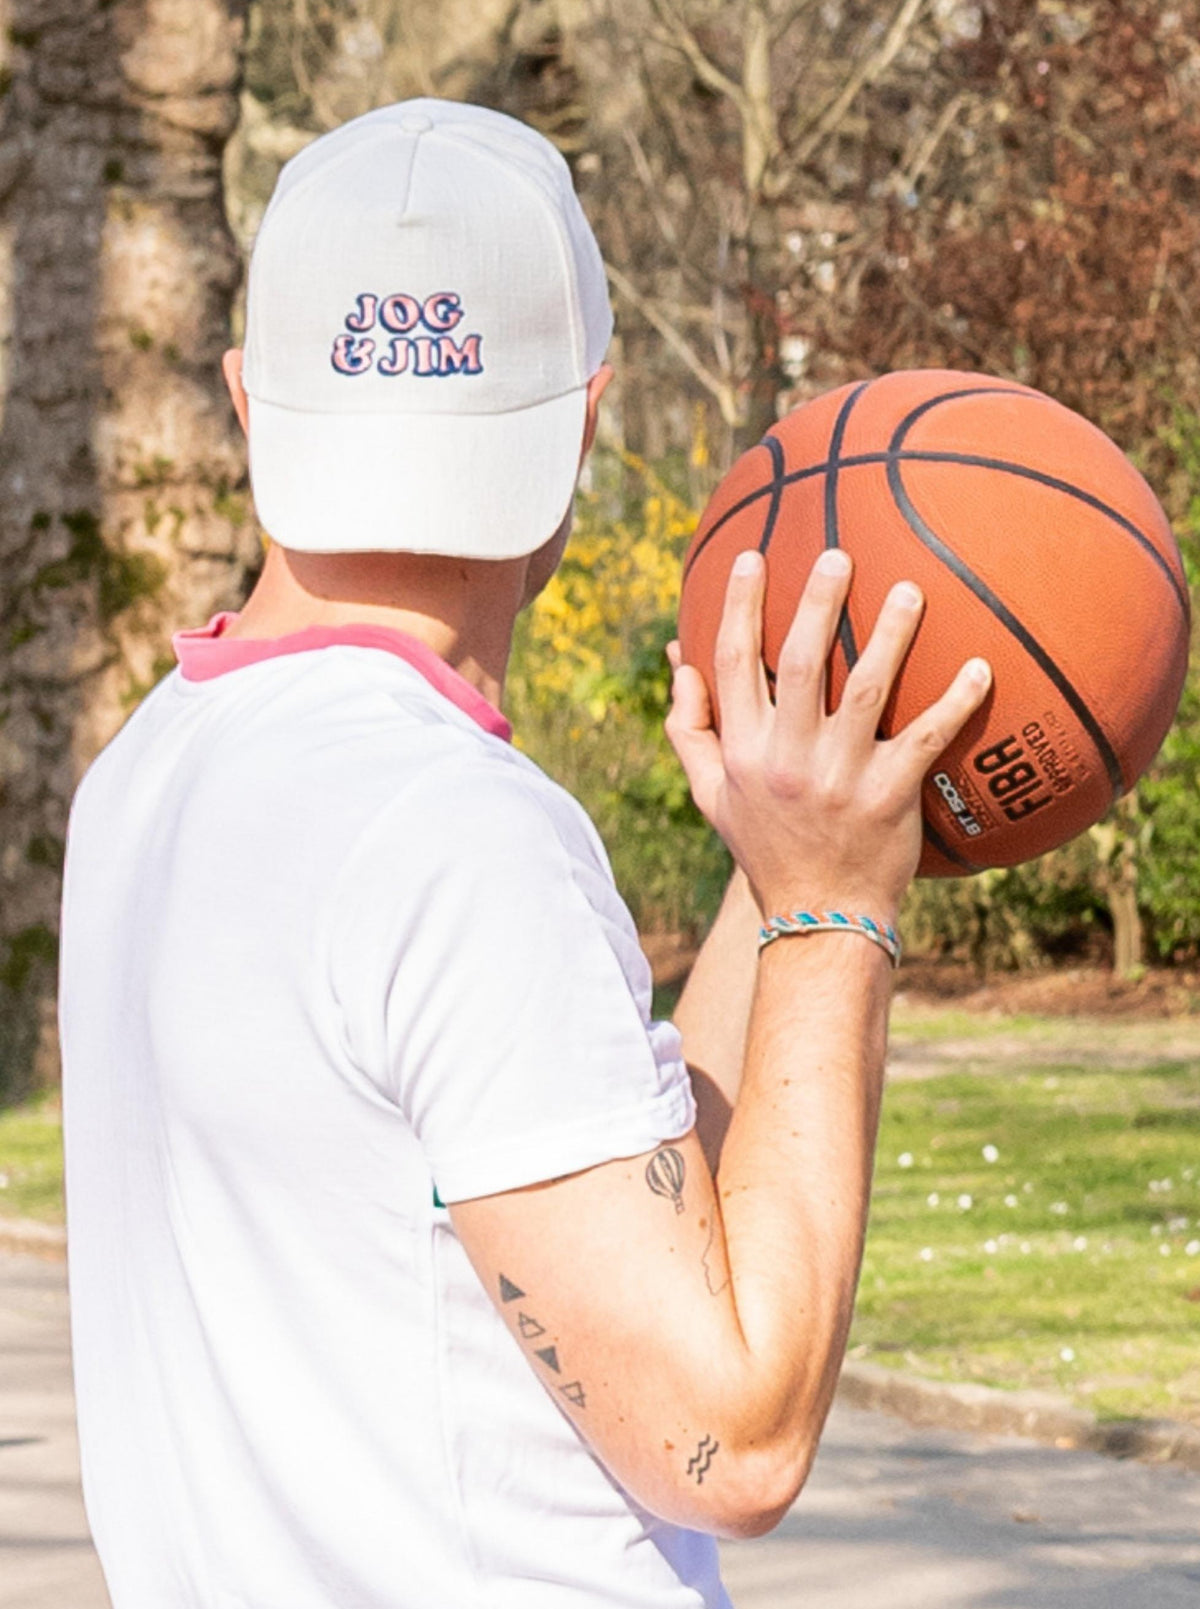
[580,363,614,462]
[222,348,250,436]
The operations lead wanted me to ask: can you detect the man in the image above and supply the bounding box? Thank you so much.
[58,99,989,1607]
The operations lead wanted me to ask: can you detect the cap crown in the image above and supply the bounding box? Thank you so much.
[243,99,613,418]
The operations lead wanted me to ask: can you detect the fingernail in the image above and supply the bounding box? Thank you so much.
[966,658,992,686]
[893,581,923,609]
[733,550,761,577]
[815,548,851,576]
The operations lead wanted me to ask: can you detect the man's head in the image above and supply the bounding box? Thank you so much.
[225,99,613,599]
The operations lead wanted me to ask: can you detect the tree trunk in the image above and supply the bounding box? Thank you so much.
[1109,798,1145,979]
[1110,875,1144,979]
[1091,794,1146,980]
[0,0,255,1103]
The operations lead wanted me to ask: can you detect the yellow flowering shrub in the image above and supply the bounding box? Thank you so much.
[507,455,731,938]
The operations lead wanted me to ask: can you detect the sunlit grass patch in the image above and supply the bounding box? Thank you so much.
[855,1061,1200,1424]
[0,1086,64,1222]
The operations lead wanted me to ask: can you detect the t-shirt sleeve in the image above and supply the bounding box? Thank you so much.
[324,755,697,1203]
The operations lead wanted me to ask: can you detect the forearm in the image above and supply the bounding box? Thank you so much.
[671,865,761,1171]
[712,930,892,1496]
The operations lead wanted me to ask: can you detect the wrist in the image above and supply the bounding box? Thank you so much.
[752,886,902,933]
[757,908,902,968]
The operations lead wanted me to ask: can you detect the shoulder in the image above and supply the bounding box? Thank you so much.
[391,740,615,888]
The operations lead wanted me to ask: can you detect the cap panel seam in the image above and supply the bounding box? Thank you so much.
[434,128,586,383]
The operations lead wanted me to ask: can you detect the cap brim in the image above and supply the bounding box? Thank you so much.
[245,386,588,559]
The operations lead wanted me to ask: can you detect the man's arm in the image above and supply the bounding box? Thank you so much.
[670,864,760,1173]
[449,550,989,1538]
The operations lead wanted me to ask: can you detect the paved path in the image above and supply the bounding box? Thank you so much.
[4,1252,1200,1609]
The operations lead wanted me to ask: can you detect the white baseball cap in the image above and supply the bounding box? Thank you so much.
[241,99,613,559]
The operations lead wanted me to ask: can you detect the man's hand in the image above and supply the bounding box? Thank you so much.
[665,547,991,923]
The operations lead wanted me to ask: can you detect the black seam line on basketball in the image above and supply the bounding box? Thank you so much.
[823,382,869,670]
[685,438,1187,628]
[756,435,787,556]
[887,386,1032,439]
[921,815,980,873]
[901,452,1189,620]
[887,455,1126,800]
[887,387,1189,623]
[682,387,1031,584]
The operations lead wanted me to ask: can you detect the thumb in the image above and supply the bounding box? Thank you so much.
[664,661,724,819]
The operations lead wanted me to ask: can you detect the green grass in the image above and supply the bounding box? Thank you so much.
[5,1016,1200,1427]
[888,1005,1051,1042]
[0,1086,63,1222]
[856,1061,1200,1425]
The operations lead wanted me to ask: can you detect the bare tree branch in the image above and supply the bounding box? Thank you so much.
[741,0,778,196]
[606,259,744,425]
[789,0,928,168]
[894,90,968,196]
[621,125,680,248]
[646,0,747,111]
[767,0,821,49]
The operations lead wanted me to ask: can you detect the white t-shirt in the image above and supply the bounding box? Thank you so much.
[58,614,732,1609]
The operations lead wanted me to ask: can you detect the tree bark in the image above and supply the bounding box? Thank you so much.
[0,0,255,1103]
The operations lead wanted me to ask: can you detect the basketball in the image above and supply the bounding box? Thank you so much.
[677,370,1191,876]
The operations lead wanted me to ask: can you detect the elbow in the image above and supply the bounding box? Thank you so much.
[699,1436,818,1540]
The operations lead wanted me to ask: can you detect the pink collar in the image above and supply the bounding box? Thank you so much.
[171,612,513,743]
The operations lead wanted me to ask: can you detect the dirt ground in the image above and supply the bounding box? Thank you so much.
[643,932,1200,1024]
[894,960,1200,1020]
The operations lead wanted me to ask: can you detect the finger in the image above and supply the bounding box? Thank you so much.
[664,661,725,818]
[665,639,681,673]
[772,547,853,743]
[889,657,993,787]
[834,580,924,746]
[711,550,771,741]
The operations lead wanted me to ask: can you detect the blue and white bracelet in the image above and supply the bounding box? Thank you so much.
[757,909,902,968]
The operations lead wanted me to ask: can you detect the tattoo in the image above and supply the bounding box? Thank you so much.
[645,1146,686,1214]
[701,1220,730,1298]
[499,1278,587,1408]
[687,1435,719,1484]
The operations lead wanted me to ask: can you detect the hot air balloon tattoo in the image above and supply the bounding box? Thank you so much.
[645,1147,685,1213]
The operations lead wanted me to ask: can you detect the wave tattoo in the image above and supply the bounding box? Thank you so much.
[686,1435,719,1484]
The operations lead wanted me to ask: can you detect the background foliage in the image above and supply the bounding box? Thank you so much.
[227,0,1200,969]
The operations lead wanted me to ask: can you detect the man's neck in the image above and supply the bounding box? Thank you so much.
[223,540,521,714]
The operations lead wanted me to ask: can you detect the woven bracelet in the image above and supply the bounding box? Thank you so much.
[757,910,902,968]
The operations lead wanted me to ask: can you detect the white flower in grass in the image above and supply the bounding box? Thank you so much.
[1060,1347,1075,1363]
[1023,1181,1034,1193]
[1004,1194,1019,1208]
[0,1172,8,1188]
[927,1192,940,1207]
[982,1144,1000,1163]
[1152,1224,1163,1237]
[1186,1241,1200,1258]
[957,1193,973,1211]
[1050,1201,1069,1216]
[984,1239,998,1255]
[1168,1217,1189,1233]
[1072,1236,1088,1252]
[1160,1244,1172,1257]
[898,1152,914,1169]
[919,1247,934,1262]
